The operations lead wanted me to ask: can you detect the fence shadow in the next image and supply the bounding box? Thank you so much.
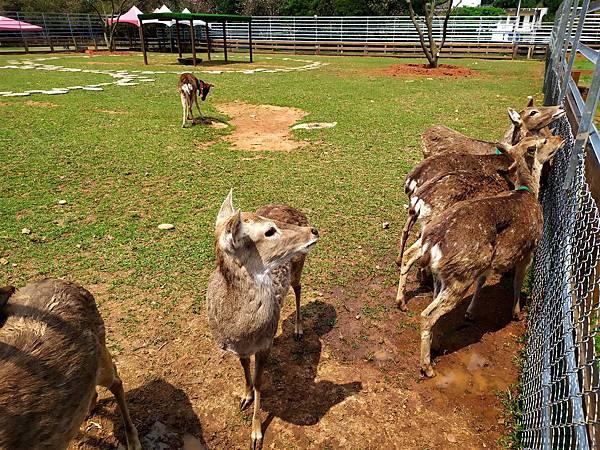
[261,300,362,429]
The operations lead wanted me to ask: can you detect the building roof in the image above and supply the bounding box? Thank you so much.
[138,12,251,23]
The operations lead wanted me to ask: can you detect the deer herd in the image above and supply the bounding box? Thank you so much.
[0,70,567,448]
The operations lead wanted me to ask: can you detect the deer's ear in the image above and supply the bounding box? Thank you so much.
[508,108,522,126]
[216,189,235,225]
[224,209,244,249]
[526,96,534,107]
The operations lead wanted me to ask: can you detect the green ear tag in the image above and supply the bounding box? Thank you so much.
[516,185,532,192]
[495,148,502,155]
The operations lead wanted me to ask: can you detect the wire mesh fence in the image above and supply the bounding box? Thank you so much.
[521,0,600,448]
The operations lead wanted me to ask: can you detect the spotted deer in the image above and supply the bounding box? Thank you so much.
[398,135,564,377]
[0,278,141,449]
[395,136,559,310]
[178,73,213,128]
[420,99,564,158]
[206,190,319,449]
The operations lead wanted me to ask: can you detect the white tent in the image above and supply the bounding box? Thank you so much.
[180,8,209,28]
[145,4,174,26]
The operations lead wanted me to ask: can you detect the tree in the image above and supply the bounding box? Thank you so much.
[243,0,285,15]
[84,0,132,51]
[405,0,456,69]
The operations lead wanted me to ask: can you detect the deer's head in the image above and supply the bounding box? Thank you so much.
[198,80,213,101]
[507,102,565,133]
[214,190,318,278]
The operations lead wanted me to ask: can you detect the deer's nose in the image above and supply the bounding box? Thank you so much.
[310,228,319,237]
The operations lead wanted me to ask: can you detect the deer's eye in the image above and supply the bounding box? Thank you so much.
[265,227,276,237]
[529,110,539,116]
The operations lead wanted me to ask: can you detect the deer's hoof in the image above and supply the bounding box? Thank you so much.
[421,365,436,378]
[251,431,263,450]
[397,301,408,312]
[464,311,475,322]
[294,331,304,342]
[239,393,254,411]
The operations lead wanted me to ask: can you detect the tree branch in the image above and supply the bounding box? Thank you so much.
[439,0,458,54]
[405,0,434,64]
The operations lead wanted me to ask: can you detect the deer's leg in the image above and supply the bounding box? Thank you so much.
[239,356,254,410]
[396,213,417,267]
[396,239,422,311]
[465,275,486,321]
[291,255,306,341]
[97,346,141,450]
[194,92,203,119]
[180,93,187,128]
[513,258,530,321]
[420,283,467,378]
[251,350,269,450]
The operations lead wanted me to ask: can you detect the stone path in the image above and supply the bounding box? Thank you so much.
[0,54,328,98]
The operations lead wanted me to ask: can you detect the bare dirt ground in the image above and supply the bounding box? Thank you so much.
[69,255,524,450]
[216,102,309,152]
[381,64,477,78]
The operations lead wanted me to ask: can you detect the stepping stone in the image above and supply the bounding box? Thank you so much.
[0,91,12,95]
[3,92,30,97]
[292,122,337,130]
[25,90,45,94]
[137,79,155,82]
[66,86,84,90]
[44,90,68,95]
[82,87,103,91]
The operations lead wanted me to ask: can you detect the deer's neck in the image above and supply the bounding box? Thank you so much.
[216,249,276,302]
[516,161,542,198]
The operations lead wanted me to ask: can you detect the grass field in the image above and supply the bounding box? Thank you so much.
[0,51,540,449]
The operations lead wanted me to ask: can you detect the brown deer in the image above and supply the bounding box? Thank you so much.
[177,73,213,128]
[398,135,564,377]
[0,278,141,449]
[206,190,319,449]
[395,136,559,309]
[420,99,564,158]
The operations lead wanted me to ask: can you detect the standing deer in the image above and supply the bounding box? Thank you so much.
[0,278,141,450]
[206,190,319,449]
[178,73,213,128]
[420,99,564,158]
[398,135,564,377]
[395,136,560,309]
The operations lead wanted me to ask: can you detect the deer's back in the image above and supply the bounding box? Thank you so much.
[0,279,101,450]
[422,192,543,277]
[421,125,497,158]
[413,171,512,221]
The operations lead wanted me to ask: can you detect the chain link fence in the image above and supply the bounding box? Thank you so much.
[521,0,600,448]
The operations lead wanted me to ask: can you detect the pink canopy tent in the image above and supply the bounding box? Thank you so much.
[0,16,43,31]
[107,5,143,28]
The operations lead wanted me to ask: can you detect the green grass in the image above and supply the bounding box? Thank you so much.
[0,52,545,305]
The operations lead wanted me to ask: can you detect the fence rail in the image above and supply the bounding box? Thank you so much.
[523,0,600,448]
[1,11,600,55]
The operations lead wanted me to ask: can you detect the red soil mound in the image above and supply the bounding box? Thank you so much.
[382,63,477,77]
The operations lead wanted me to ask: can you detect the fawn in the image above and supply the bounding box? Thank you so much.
[178,73,213,128]
[398,135,564,377]
[420,99,564,158]
[0,278,141,449]
[206,190,319,449]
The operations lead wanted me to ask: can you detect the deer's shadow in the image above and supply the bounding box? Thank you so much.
[430,279,518,357]
[87,379,206,450]
[261,300,362,426]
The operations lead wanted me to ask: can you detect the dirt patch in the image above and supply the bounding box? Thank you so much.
[25,100,58,108]
[217,101,309,151]
[84,50,132,56]
[0,101,10,107]
[381,63,477,78]
[95,109,128,115]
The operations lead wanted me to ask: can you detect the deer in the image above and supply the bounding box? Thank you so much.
[206,190,319,449]
[395,136,560,310]
[397,134,565,378]
[178,73,214,128]
[0,278,141,450]
[420,99,565,158]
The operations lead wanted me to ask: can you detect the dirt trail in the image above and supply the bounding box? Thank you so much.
[217,101,309,152]
[69,255,523,450]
